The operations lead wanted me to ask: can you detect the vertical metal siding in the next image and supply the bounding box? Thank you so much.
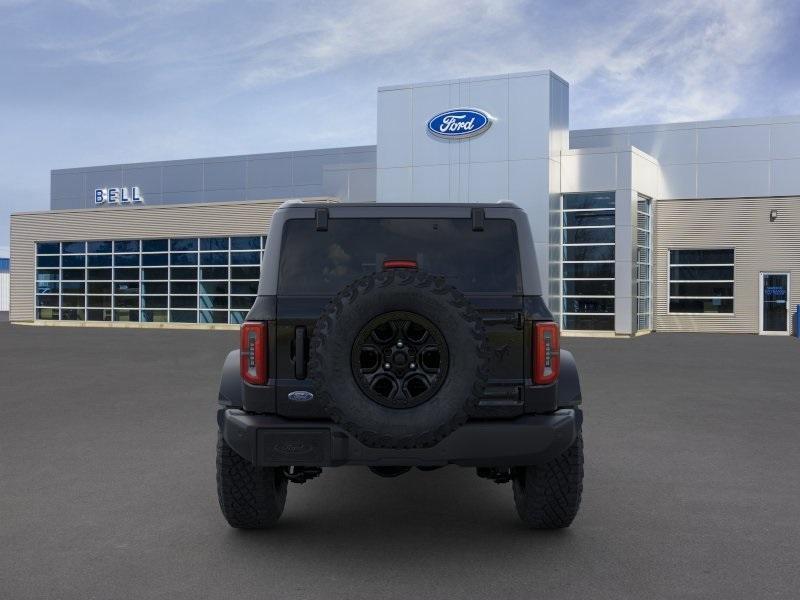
[655,197,800,333]
[10,198,331,322]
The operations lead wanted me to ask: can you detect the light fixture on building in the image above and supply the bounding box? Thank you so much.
[770,209,778,222]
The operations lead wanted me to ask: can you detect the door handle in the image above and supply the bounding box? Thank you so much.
[294,326,307,379]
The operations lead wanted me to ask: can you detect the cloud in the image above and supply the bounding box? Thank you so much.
[570,0,784,124]
[7,0,791,124]
[236,0,523,88]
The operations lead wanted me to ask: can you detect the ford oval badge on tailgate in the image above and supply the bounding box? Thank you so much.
[427,108,493,139]
[288,390,314,402]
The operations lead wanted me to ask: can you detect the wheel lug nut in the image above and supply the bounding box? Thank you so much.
[396,340,404,348]
[410,363,416,369]
[384,363,391,370]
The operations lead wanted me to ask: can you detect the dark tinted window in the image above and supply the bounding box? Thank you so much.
[669,299,733,314]
[142,253,168,266]
[114,240,139,253]
[87,241,112,253]
[142,268,168,280]
[200,281,228,295]
[170,252,198,266]
[114,254,139,267]
[562,263,615,278]
[201,267,228,280]
[89,282,111,294]
[670,249,734,264]
[562,297,614,314]
[62,241,85,254]
[670,282,734,297]
[201,252,227,265]
[201,237,229,251]
[563,211,615,227]
[36,242,59,254]
[231,236,260,250]
[563,315,614,330]
[563,245,614,261]
[62,255,85,267]
[669,266,733,281]
[88,254,112,267]
[563,193,615,210]
[278,218,522,295]
[170,238,197,251]
[62,269,85,281]
[37,256,59,268]
[88,269,112,281]
[142,239,168,252]
[114,268,138,280]
[564,228,615,244]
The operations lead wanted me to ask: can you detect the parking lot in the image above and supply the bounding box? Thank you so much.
[1,323,799,599]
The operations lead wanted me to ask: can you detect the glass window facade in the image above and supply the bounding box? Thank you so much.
[561,192,615,331]
[35,236,266,324]
[668,249,734,314]
[636,197,652,331]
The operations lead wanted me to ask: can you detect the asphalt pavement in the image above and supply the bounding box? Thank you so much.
[1,323,799,599]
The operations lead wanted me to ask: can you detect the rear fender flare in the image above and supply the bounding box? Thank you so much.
[558,349,582,408]
[218,349,242,409]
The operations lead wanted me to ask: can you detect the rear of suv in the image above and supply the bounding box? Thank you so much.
[216,202,583,529]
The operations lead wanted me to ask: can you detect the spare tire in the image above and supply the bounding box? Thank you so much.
[309,269,490,449]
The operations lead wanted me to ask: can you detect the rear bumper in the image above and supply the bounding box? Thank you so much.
[220,408,581,468]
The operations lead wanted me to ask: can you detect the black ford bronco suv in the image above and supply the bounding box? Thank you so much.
[216,201,583,529]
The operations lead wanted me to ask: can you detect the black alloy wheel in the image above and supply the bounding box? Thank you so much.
[351,311,449,409]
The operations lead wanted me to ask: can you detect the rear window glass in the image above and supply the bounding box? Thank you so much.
[278,218,522,295]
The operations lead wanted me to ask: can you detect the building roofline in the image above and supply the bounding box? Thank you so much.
[572,114,800,137]
[51,145,377,175]
[378,69,568,92]
[11,197,334,217]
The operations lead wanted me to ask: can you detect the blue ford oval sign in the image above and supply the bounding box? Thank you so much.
[427,108,493,139]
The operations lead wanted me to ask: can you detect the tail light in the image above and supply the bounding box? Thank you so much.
[533,322,560,385]
[240,321,268,385]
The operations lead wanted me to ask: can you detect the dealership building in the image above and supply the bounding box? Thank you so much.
[9,69,800,335]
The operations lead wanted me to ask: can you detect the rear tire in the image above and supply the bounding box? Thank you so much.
[512,433,583,529]
[216,433,288,529]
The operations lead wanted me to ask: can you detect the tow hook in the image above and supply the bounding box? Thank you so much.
[283,466,322,484]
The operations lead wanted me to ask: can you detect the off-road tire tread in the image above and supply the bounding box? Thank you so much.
[309,269,490,449]
[216,433,287,529]
[512,433,584,529]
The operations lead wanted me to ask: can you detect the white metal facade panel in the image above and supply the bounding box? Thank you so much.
[0,272,9,312]
[697,161,771,199]
[629,129,696,165]
[631,152,659,198]
[654,197,800,333]
[509,75,551,160]
[771,123,800,159]
[659,164,697,199]
[771,159,800,197]
[377,88,413,169]
[696,125,771,163]
[562,152,616,193]
[571,115,800,200]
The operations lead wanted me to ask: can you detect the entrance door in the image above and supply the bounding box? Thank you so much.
[759,273,790,335]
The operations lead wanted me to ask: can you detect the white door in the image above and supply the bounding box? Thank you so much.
[759,273,790,335]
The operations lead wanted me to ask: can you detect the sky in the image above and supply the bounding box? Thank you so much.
[1,0,799,248]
